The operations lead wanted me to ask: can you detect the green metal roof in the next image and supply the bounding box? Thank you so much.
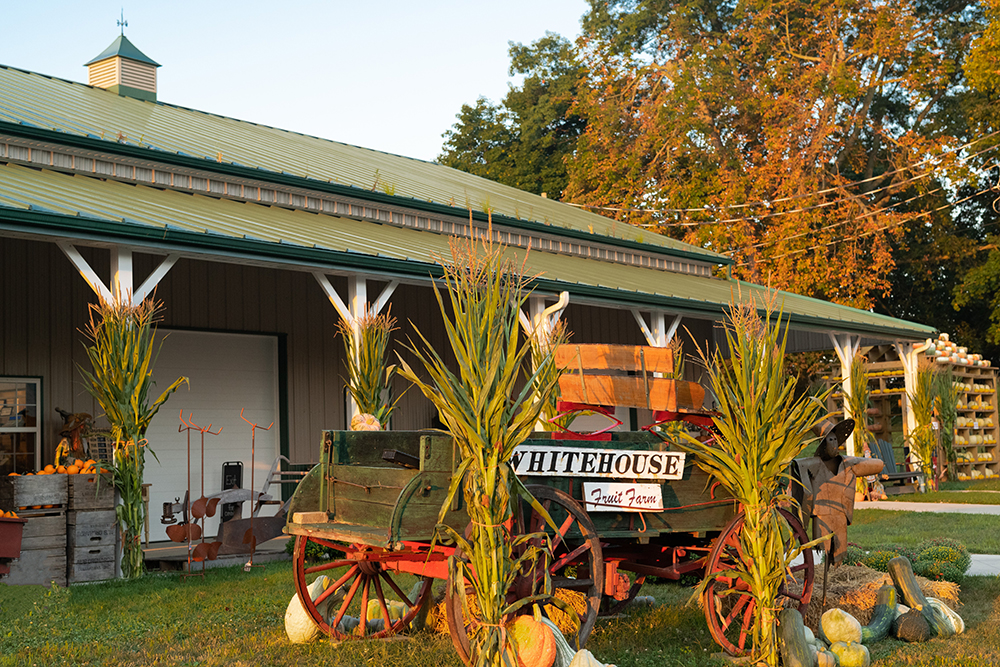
[84,35,161,67]
[0,63,723,264]
[0,162,936,341]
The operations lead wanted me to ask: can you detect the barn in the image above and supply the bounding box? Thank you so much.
[0,35,935,542]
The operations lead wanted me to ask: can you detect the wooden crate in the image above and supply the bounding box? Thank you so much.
[68,558,115,583]
[0,474,68,511]
[19,511,67,550]
[67,510,117,584]
[69,543,116,564]
[6,547,67,586]
[7,506,69,586]
[67,474,115,511]
[68,510,117,549]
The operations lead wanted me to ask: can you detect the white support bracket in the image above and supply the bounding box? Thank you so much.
[59,243,177,307]
[632,310,681,348]
[110,247,133,304]
[132,254,179,305]
[829,333,862,456]
[313,272,352,322]
[314,273,399,424]
[58,241,114,304]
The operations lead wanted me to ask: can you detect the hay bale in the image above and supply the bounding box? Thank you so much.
[542,589,589,637]
[800,564,961,631]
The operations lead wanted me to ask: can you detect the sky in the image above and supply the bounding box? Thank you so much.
[2,0,589,162]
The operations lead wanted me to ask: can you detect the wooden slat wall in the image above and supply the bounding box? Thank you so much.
[0,238,720,467]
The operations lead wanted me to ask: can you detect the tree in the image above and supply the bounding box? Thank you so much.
[565,0,986,309]
[439,33,585,197]
[950,0,1000,357]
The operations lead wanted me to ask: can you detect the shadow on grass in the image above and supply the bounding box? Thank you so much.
[2,564,1000,667]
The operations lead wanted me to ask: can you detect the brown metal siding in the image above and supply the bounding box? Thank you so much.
[0,238,459,465]
[1,237,718,467]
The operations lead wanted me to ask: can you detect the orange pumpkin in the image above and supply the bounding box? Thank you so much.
[507,615,556,667]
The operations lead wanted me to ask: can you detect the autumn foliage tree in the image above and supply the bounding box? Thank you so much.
[564,0,986,309]
[441,1,996,314]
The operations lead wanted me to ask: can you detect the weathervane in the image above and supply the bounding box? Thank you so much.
[118,8,128,36]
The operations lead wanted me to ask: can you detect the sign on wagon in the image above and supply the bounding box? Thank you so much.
[582,482,664,512]
[511,445,685,480]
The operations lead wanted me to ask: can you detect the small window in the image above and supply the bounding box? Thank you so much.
[0,377,42,475]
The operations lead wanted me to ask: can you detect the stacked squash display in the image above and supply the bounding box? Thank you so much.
[779,557,964,667]
[7,458,104,478]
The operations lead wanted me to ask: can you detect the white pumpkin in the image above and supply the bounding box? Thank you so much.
[821,608,863,644]
[567,649,616,667]
[285,575,332,644]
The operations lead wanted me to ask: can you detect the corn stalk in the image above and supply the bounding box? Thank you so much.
[78,298,187,579]
[398,235,566,667]
[674,299,828,666]
[908,365,938,490]
[935,370,959,483]
[337,308,401,427]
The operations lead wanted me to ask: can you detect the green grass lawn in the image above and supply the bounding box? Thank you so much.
[2,557,1000,667]
[850,509,1000,553]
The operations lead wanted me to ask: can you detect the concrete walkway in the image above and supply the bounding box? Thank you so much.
[855,499,1000,575]
[858,500,1000,514]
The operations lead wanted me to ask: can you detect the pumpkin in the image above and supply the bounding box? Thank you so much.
[350,413,382,431]
[888,556,948,637]
[821,608,863,644]
[365,598,408,626]
[539,617,576,667]
[830,640,871,667]
[284,575,332,644]
[566,650,606,667]
[816,648,838,667]
[892,609,931,642]
[508,615,556,667]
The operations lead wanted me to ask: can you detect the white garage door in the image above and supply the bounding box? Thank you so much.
[144,330,280,543]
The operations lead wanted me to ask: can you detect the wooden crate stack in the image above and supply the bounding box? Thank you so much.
[0,475,68,586]
[67,474,117,583]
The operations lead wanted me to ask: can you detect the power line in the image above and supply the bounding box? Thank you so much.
[737,185,998,267]
[560,130,1000,219]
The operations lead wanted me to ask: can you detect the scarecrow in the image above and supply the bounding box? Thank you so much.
[54,408,92,464]
[791,418,884,604]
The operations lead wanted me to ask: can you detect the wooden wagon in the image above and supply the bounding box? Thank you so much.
[284,344,816,660]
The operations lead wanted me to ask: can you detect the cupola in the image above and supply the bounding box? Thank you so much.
[85,34,160,102]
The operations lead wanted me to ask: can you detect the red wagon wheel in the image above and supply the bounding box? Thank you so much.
[292,535,433,639]
[702,508,814,656]
[445,486,604,666]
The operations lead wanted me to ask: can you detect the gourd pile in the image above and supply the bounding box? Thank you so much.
[780,557,964,667]
[928,333,992,367]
